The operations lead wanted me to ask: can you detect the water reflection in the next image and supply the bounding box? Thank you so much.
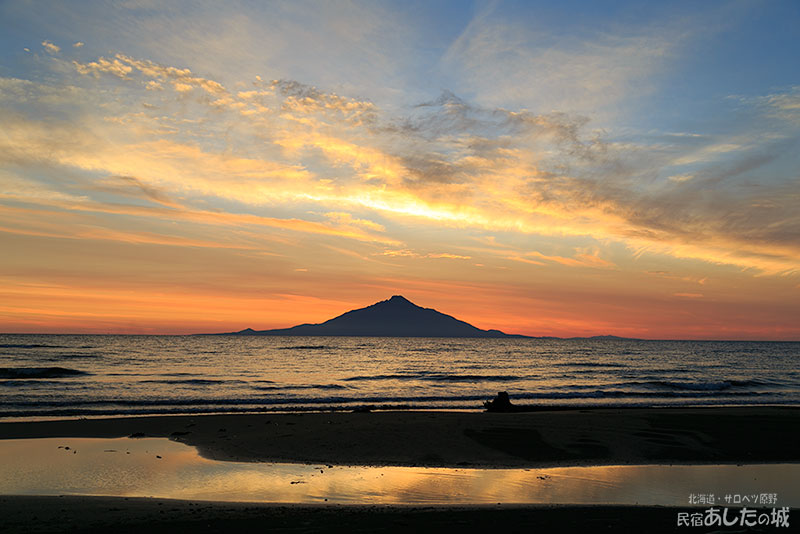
[1,438,797,506]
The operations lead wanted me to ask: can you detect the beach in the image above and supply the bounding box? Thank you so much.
[1,407,798,532]
[2,407,798,467]
[0,497,686,533]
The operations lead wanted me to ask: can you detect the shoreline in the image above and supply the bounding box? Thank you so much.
[6,401,798,423]
[1,406,798,468]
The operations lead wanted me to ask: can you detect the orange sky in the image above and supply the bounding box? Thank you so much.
[1,2,799,340]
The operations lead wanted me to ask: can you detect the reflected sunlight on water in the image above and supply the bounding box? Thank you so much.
[1,437,798,506]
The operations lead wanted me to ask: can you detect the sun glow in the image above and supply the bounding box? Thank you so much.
[1,2,798,338]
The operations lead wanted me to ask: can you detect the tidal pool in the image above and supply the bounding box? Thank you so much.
[0,437,797,506]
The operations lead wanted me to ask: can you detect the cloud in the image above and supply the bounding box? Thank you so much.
[73,57,133,79]
[0,190,400,249]
[272,79,376,126]
[324,212,385,233]
[41,40,60,54]
[0,217,257,250]
[671,142,744,166]
[6,52,800,275]
[115,54,226,94]
[509,249,615,270]
[104,175,177,207]
[73,41,84,48]
[380,249,471,260]
[759,86,800,124]
[73,54,226,94]
[0,77,84,105]
[440,10,676,119]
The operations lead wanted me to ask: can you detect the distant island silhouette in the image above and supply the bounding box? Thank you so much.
[219,295,528,338]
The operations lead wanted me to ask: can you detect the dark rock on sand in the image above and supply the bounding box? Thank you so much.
[484,391,518,412]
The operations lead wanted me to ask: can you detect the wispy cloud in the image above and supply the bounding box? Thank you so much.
[3,46,799,278]
[380,249,471,261]
[757,86,800,124]
[440,9,677,119]
[510,250,615,270]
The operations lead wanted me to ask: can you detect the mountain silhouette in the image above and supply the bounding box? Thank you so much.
[224,295,526,338]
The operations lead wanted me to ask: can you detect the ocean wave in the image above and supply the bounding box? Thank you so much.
[2,392,489,408]
[1,379,82,388]
[342,373,524,383]
[5,386,777,411]
[4,396,797,418]
[405,346,463,353]
[0,344,70,349]
[511,390,772,400]
[427,374,523,382]
[0,404,424,418]
[341,374,412,382]
[277,345,332,350]
[139,379,233,386]
[0,367,89,379]
[1,336,797,419]
[255,384,350,391]
[41,353,103,360]
[552,362,628,368]
[626,379,765,392]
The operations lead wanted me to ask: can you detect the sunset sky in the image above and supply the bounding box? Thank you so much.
[1,1,799,339]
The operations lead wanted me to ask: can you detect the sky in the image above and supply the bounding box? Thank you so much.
[1,0,799,339]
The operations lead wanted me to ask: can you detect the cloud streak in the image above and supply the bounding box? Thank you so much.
[4,48,800,276]
[0,52,797,346]
[440,7,678,119]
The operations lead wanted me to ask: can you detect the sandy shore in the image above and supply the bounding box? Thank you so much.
[0,496,692,533]
[1,408,797,532]
[1,406,798,467]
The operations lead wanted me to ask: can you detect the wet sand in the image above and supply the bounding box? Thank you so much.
[1,407,798,467]
[0,496,695,533]
[1,407,797,533]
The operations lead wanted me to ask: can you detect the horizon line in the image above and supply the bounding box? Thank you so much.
[1,331,798,343]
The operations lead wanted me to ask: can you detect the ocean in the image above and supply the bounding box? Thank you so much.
[1,334,798,419]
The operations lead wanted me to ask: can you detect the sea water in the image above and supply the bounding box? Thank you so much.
[1,335,798,419]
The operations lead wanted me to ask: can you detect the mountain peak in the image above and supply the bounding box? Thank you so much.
[223,295,525,338]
